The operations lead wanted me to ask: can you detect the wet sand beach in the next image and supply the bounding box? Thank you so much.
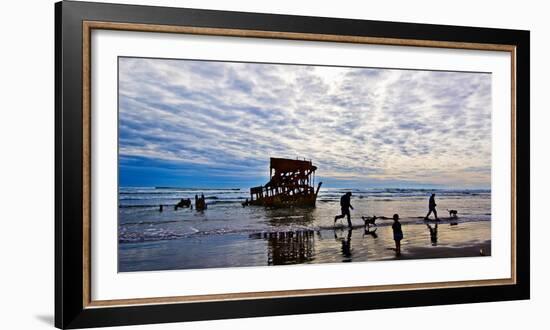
[119,217,491,272]
[118,187,491,272]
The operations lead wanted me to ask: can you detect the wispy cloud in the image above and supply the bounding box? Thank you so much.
[118,57,491,188]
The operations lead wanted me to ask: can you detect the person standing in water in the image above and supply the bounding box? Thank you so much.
[334,192,354,228]
[424,193,439,221]
[392,213,403,256]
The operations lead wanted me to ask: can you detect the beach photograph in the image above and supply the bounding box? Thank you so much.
[118,57,492,272]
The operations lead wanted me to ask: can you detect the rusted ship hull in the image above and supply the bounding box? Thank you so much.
[249,158,322,208]
[249,190,320,207]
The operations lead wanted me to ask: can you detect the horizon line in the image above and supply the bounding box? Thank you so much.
[119,185,492,190]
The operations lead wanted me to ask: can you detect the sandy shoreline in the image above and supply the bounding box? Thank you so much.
[394,241,490,260]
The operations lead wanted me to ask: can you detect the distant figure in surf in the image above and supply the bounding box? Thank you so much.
[196,194,207,211]
[159,204,163,212]
[424,193,439,221]
[392,213,403,256]
[334,192,353,228]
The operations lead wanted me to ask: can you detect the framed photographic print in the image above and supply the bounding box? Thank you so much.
[55,1,530,328]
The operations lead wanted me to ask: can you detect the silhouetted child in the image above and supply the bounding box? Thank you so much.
[392,213,403,256]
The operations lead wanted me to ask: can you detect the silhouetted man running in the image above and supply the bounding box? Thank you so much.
[424,193,439,221]
[334,192,354,228]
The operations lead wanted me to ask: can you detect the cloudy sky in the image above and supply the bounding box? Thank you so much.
[118,57,492,189]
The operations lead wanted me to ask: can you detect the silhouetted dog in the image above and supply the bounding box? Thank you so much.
[447,209,458,218]
[362,215,378,230]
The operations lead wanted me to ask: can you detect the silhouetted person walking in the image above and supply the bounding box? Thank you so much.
[392,213,403,256]
[334,192,353,228]
[424,193,439,220]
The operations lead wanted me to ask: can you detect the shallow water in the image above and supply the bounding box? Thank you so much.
[119,187,490,243]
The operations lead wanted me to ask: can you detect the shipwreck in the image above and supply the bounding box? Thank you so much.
[249,157,322,207]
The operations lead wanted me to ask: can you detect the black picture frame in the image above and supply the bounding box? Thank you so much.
[55,1,530,328]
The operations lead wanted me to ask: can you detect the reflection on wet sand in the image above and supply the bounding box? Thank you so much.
[335,229,353,261]
[362,227,379,239]
[119,221,492,272]
[246,220,491,267]
[251,226,383,264]
[427,223,438,246]
[265,231,316,265]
